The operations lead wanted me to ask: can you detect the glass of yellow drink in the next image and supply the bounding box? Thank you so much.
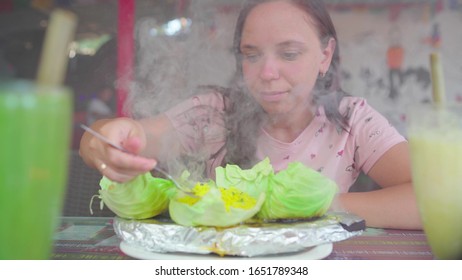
[408,104,462,260]
[0,80,72,259]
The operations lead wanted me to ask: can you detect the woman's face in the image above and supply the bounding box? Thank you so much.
[240,0,335,116]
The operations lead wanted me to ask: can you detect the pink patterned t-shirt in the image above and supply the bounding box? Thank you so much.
[165,92,406,193]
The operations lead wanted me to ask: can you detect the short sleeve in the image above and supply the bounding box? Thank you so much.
[346,99,406,174]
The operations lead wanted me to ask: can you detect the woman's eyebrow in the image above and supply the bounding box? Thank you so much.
[241,40,306,50]
[277,40,306,48]
[240,44,258,51]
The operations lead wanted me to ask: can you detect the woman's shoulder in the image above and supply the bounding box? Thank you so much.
[339,95,368,109]
[335,95,395,133]
[164,86,230,118]
[338,96,379,119]
[192,85,230,109]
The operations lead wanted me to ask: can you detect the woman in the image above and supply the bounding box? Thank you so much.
[80,0,421,229]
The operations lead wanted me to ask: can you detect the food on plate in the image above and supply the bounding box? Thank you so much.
[176,182,257,212]
[97,172,175,219]
[96,157,338,225]
[256,162,338,220]
[168,158,272,227]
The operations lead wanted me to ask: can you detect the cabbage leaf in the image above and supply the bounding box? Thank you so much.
[169,158,273,227]
[98,172,175,219]
[257,162,338,220]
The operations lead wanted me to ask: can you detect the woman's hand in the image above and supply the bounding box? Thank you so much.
[79,118,157,182]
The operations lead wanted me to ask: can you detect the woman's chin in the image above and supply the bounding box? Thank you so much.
[261,104,291,116]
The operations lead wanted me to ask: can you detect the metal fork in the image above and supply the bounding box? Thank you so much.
[80,124,196,196]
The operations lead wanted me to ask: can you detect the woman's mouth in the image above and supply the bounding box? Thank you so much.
[260,91,288,102]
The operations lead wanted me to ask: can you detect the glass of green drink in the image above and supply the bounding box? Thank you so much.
[0,80,72,259]
[408,104,462,260]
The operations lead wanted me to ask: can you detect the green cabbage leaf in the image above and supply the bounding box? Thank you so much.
[256,162,338,220]
[168,158,273,227]
[97,172,175,219]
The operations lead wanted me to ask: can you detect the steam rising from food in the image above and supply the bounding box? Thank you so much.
[123,2,343,179]
[125,6,256,178]
[127,5,237,119]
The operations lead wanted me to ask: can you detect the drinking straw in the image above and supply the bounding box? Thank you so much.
[429,52,446,107]
[116,0,135,116]
[36,9,77,87]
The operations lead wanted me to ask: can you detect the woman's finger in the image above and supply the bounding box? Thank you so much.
[104,147,157,172]
[101,167,136,183]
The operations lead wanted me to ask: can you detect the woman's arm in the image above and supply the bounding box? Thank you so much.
[337,142,423,229]
[79,114,181,183]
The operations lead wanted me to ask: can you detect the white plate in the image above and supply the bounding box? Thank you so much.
[120,241,333,260]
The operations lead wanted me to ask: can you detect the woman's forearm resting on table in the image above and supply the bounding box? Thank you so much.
[337,183,422,230]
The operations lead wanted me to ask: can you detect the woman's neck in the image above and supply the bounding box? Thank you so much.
[263,106,315,143]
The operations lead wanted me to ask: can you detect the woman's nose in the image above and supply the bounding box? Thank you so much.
[259,57,280,81]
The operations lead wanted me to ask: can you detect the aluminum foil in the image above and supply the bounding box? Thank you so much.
[114,212,365,257]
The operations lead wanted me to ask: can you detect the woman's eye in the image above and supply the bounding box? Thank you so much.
[281,51,299,61]
[242,53,260,63]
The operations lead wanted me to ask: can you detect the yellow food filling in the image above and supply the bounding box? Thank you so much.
[177,182,256,211]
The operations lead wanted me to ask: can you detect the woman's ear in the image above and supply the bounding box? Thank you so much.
[320,37,336,74]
